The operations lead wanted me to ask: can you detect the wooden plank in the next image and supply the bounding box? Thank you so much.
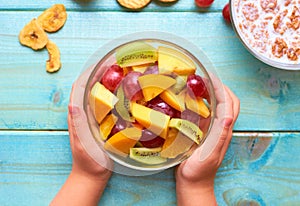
[0,0,228,12]
[0,12,300,131]
[0,131,299,205]
[1,11,300,131]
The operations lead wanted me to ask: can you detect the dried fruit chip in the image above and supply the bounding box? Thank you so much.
[117,0,151,10]
[46,40,61,73]
[19,18,48,50]
[37,4,67,33]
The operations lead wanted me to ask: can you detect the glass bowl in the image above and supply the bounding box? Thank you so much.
[230,0,300,70]
[81,32,219,176]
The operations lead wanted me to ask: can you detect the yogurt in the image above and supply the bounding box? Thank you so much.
[231,0,300,68]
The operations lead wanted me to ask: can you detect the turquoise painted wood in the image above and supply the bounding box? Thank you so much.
[1,1,300,205]
[1,131,299,205]
[1,11,300,131]
[0,0,226,11]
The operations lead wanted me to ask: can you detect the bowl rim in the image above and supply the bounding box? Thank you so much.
[229,0,300,71]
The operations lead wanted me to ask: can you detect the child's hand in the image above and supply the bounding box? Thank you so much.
[51,67,112,206]
[175,81,240,205]
[68,65,113,181]
[68,104,112,182]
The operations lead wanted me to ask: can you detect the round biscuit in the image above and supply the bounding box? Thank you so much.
[117,0,152,9]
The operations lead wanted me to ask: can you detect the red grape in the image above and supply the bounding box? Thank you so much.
[222,3,231,23]
[144,64,158,75]
[139,129,165,148]
[122,71,144,101]
[180,109,200,126]
[186,74,207,98]
[147,97,180,118]
[195,0,214,8]
[101,64,124,92]
[109,119,128,137]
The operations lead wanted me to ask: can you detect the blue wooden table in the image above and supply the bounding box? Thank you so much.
[1,1,300,205]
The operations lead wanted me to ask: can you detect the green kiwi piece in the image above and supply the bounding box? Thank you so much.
[116,42,157,67]
[169,118,203,145]
[170,75,187,94]
[115,86,134,122]
[129,147,167,165]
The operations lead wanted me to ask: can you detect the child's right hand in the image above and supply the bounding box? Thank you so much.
[175,81,240,205]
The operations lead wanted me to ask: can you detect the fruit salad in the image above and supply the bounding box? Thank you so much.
[89,41,212,165]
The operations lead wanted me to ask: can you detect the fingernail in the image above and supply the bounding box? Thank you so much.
[68,104,81,117]
[222,117,233,129]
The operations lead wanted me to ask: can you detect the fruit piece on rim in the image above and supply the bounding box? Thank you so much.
[130,102,170,139]
[158,46,196,75]
[138,74,176,101]
[104,127,142,157]
[129,147,167,165]
[116,42,157,67]
[90,82,119,124]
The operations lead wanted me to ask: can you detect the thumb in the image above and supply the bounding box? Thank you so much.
[197,116,232,161]
[68,104,113,171]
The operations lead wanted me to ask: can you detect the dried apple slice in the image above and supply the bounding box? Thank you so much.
[19,18,48,50]
[37,4,67,32]
[46,40,61,73]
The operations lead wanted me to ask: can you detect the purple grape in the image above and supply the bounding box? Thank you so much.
[146,97,180,118]
[122,71,144,101]
[140,129,165,148]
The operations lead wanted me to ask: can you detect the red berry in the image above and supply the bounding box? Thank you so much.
[195,0,214,8]
[222,3,231,23]
[101,64,124,92]
[186,74,207,98]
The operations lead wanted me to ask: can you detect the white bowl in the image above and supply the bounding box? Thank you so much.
[230,0,300,70]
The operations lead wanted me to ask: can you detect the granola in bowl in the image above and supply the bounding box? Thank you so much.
[231,0,300,70]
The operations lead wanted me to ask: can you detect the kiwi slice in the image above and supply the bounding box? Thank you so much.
[115,86,134,122]
[129,147,167,165]
[169,118,203,145]
[116,42,157,67]
[170,75,187,94]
